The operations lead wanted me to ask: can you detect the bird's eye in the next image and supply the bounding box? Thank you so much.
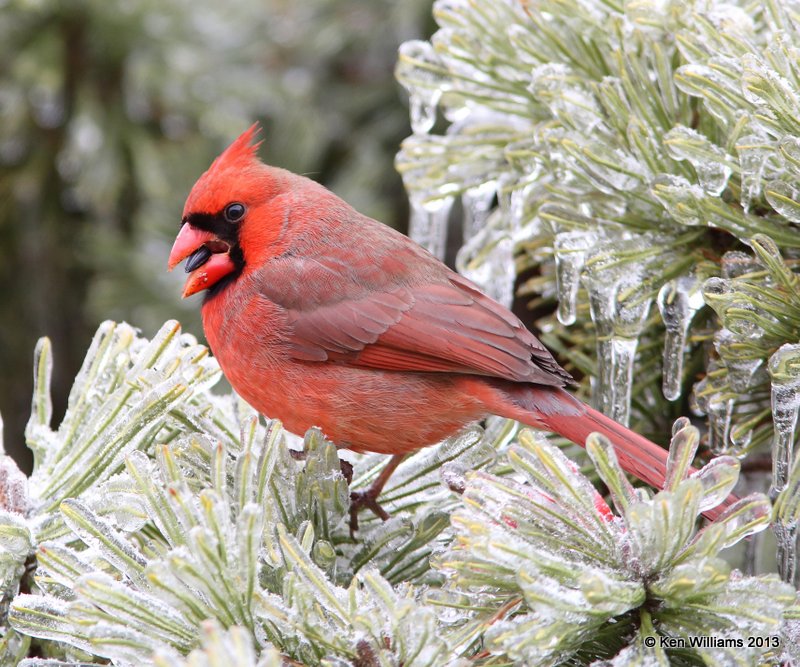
[224,202,246,222]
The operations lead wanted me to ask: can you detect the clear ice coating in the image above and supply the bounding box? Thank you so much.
[408,192,455,260]
[713,495,773,551]
[564,139,644,194]
[779,135,800,180]
[720,250,762,279]
[663,125,733,196]
[663,418,699,491]
[650,174,707,226]
[702,260,768,397]
[692,456,740,514]
[528,64,603,133]
[766,180,800,223]
[0,455,30,516]
[741,52,799,111]
[657,275,705,400]
[553,230,598,326]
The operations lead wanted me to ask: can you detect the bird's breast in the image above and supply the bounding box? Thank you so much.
[202,283,289,386]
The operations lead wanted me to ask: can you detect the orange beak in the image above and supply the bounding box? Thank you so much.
[168,224,218,271]
[168,224,237,298]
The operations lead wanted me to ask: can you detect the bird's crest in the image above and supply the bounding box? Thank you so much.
[208,123,264,174]
[182,123,267,218]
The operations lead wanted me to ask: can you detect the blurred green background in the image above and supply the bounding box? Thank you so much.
[1,0,433,471]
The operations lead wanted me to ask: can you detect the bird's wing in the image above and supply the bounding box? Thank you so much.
[260,249,573,387]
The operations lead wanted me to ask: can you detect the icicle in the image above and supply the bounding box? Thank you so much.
[775,522,797,584]
[553,231,597,326]
[396,40,449,136]
[704,261,768,397]
[736,133,774,213]
[409,94,438,135]
[775,451,800,584]
[408,192,455,260]
[691,360,735,454]
[772,343,800,584]
[585,290,616,419]
[657,275,705,400]
[585,250,652,426]
[462,180,498,241]
[607,338,639,425]
[707,396,734,455]
[455,213,516,307]
[768,344,800,499]
[458,175,535,307]
[497,179,532,233]
[714,328,763,392]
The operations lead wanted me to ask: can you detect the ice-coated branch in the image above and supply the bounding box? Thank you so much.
[3,319,798,664]
[435,422,791,665]
[9,422,457,666]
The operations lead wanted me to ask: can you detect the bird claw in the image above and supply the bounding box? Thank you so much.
[346,454,405,538]
[349,489,390,537]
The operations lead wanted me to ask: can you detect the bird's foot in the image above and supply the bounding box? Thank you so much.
[346,454,405,538]
[349,488,390,537]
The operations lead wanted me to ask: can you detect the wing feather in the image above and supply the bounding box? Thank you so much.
[255,218,572,386]
[281,273,572,386]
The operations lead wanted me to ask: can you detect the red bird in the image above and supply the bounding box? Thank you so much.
[169,125,734,529]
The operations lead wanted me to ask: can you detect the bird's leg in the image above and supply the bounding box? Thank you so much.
[349,454,405,536]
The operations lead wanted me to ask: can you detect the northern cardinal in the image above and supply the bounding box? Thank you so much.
[169,125,735,529]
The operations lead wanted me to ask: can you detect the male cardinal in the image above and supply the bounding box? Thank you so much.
[169,125,735,530]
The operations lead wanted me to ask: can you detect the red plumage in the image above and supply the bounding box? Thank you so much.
[169,125,736,524]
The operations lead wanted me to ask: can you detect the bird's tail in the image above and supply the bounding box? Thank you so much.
[497,385,736,521]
